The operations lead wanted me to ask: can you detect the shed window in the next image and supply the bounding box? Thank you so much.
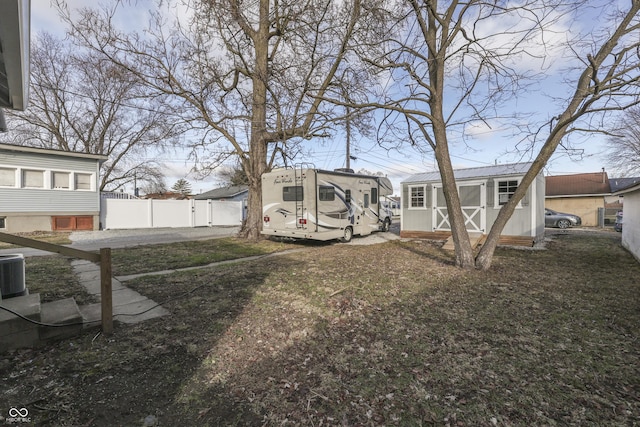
[497,180,518,205]
[0,167,16,187]
[283,186,303,201]
[75,173,92,190]
[319,186,335,201]
[22,169,45,188]
[410,185,426,208]
[52,171,70,189]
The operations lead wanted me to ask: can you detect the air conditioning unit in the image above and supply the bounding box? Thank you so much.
[0,254,26,299]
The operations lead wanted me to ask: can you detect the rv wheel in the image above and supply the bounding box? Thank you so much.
[341,226,353,243]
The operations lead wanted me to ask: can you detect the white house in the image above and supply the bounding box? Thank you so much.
[614,182,640,262]
[0,143,107,232]
[400,162,546,246]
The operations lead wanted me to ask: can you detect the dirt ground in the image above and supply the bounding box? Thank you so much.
[1,229,638,426]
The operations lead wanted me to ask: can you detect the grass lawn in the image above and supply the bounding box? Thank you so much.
[1,231,638,426]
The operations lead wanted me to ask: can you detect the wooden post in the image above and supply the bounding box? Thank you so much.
[100,247,113,334]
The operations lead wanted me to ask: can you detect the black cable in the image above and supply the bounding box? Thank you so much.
[0,304,91,327]
[0,283,208,327]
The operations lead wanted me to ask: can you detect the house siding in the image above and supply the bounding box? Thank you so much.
[0,189,99,212]
[621,190,640,261]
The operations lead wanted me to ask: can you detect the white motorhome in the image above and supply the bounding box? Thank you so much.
[262,166,394,242]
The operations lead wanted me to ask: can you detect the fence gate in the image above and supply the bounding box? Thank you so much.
[432,181,486,233]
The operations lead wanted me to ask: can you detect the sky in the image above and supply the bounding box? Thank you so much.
[29,0,623,196]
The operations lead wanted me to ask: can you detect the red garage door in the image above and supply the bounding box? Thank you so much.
[51,216,94,231]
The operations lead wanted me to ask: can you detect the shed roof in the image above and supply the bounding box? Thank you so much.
[194,185,248,200]
[545,172,610,197]
[402,162,533,184]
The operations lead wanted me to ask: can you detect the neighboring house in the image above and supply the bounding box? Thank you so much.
[400,162,545,246]
[545,171,610,226]
[607,177,640,215]
[614,182,640,262]
[194,185,248,202]
[0,143,107,232]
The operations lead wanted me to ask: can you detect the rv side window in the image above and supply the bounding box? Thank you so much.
[319,186,335,201]
[371,188,378,204]
[345,189,351,204]
[283,186,303,201]
[364,194,370,208]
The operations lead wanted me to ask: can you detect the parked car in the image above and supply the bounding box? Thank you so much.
[545,208,582,229]
[614,211,623,232]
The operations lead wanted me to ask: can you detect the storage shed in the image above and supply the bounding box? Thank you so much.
[400,162,545,246]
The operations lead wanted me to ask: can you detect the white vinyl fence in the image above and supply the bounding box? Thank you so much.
[100,199,243,230]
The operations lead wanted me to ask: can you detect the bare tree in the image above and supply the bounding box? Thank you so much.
[355,0,640,269]
[58,0,376,240]
[0,33,182,191]
[604,106,640,176]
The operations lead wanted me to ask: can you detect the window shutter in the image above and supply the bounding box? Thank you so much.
[486,179,494,206]
[402,185,408,209]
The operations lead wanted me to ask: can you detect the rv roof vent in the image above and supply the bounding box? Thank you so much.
[334,168,354,173]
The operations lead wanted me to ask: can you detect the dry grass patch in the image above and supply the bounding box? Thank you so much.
[1,232,638,426]
[110,236,299,275]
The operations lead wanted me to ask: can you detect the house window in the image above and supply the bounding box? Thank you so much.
[22,169,45,188]
[52,171,70,189]
[410,185,426,208]
[497,180,518,205]
[0,167,16,187]
[283,186,303,201]
[319,186,335,201]
[75,173,92,190]
[0,217,5,229]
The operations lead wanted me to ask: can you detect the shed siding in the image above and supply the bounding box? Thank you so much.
[400,165,544,240]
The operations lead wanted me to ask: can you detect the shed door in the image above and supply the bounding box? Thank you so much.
[432,181,486,232]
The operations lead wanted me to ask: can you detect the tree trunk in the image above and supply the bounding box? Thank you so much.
[474,0,640,270]
[424,0,474,269]
[239,0,270,241]
[433,140,475,269]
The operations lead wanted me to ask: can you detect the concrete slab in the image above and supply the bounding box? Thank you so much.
[111,287,149,306]
[78,303,102,328]
[81,278,126,296]
[0,293,41,323]
[39,298,83,342]
[113,299,169,324]
[0,293,41,351]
